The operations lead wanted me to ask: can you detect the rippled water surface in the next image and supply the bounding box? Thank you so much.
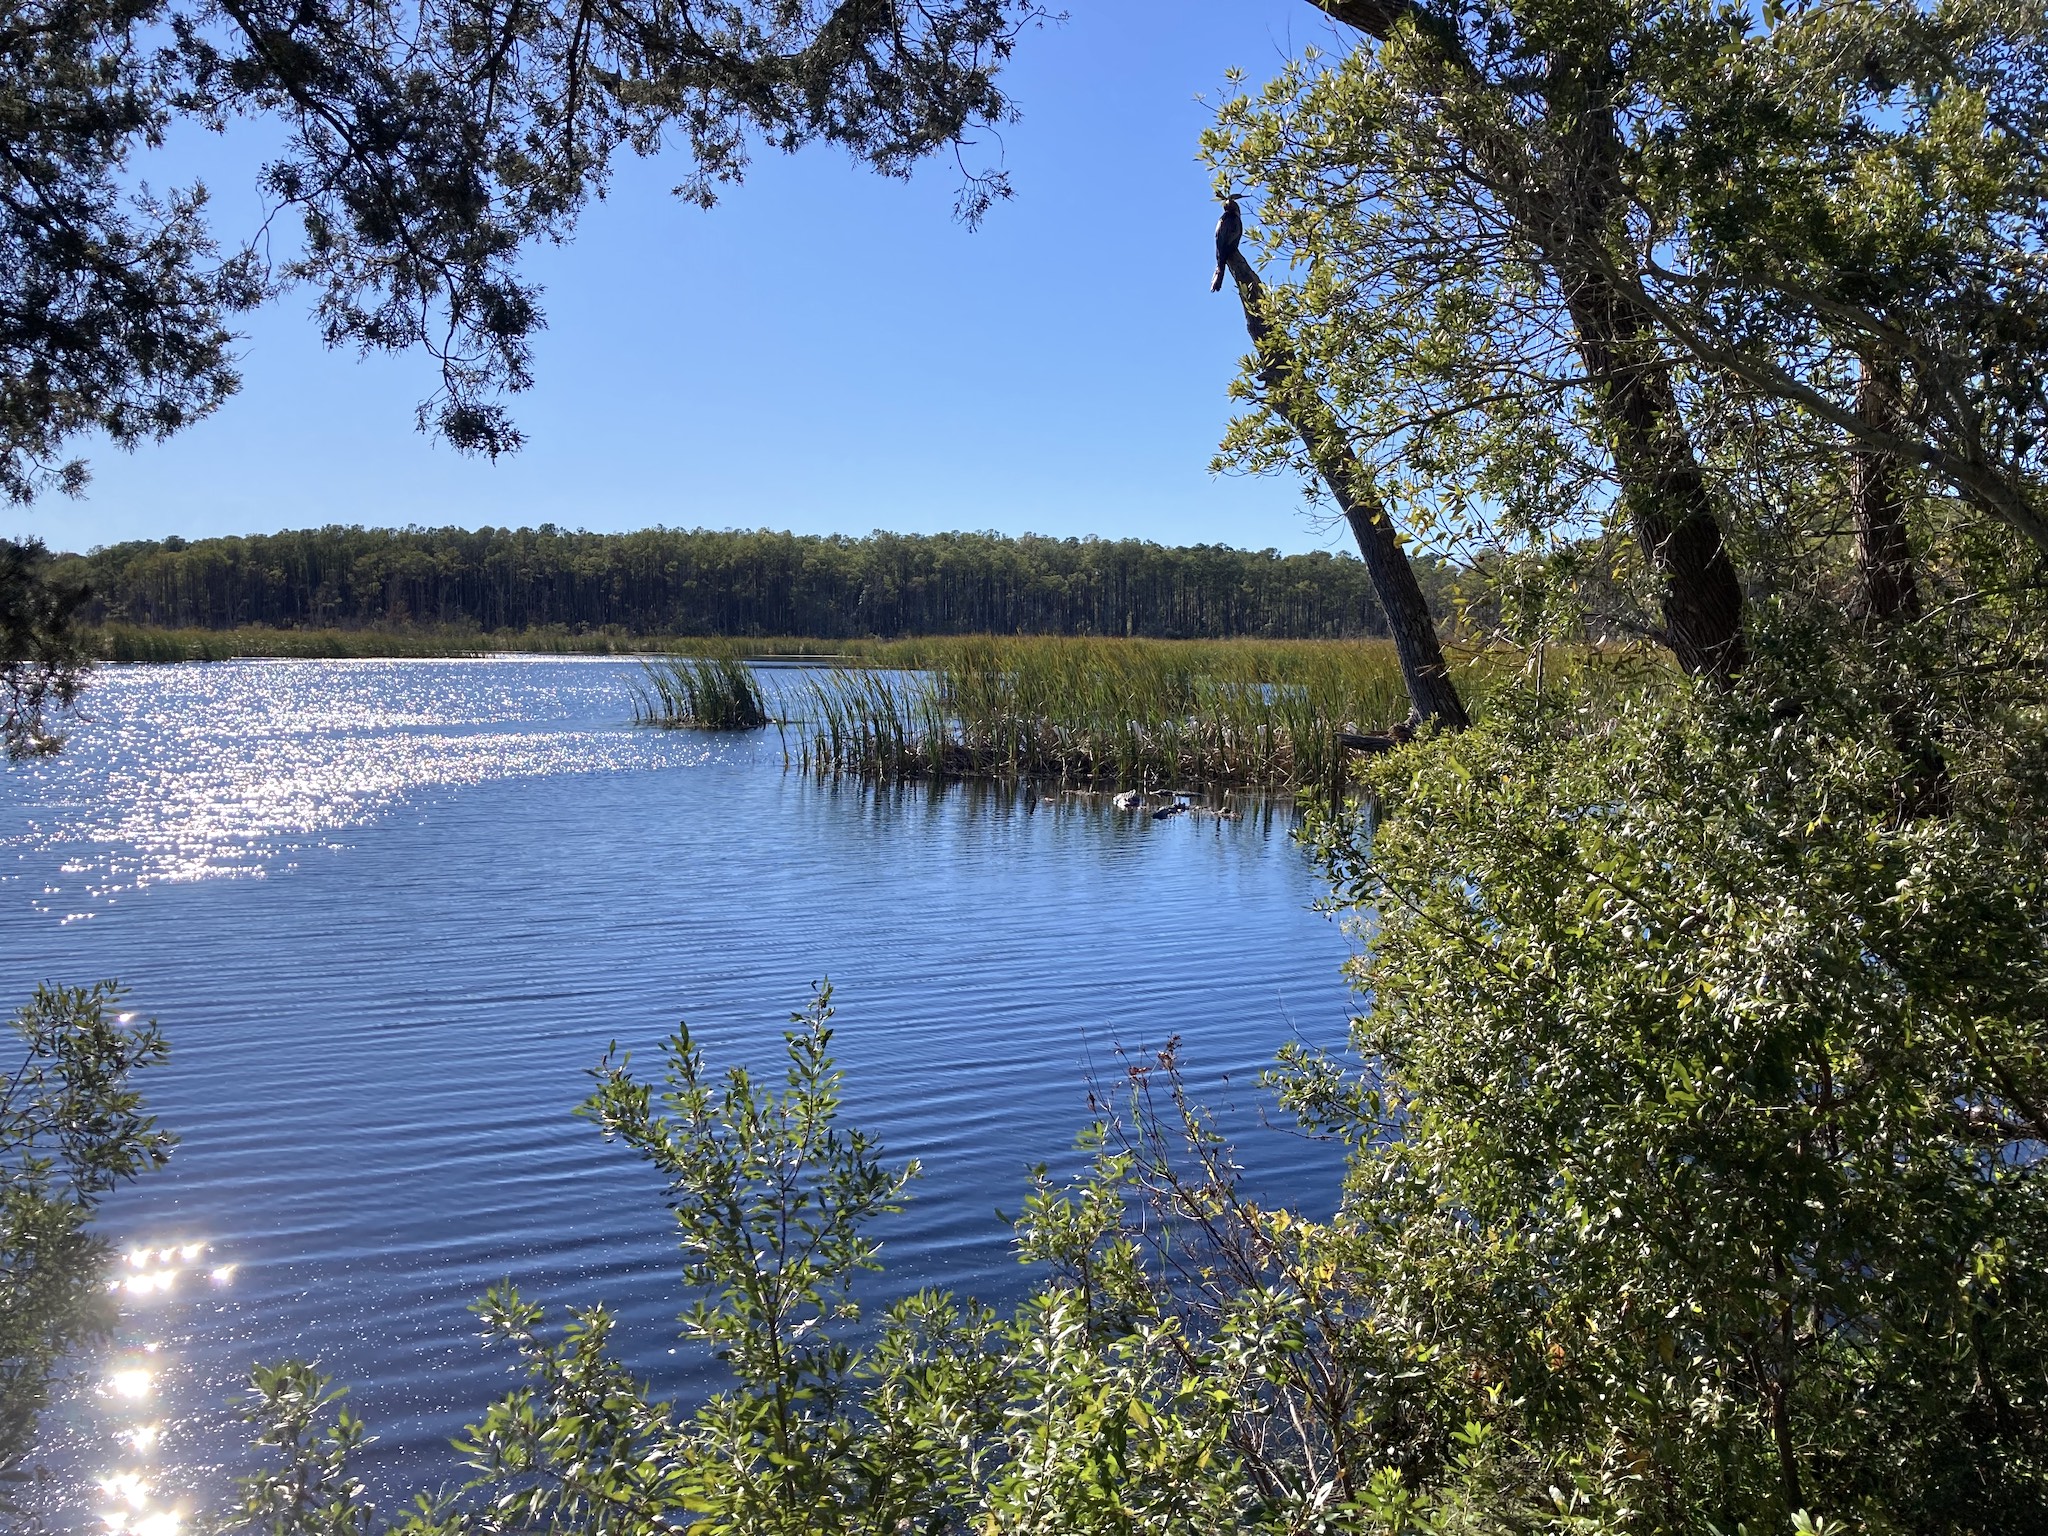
[4,657,1355,1528]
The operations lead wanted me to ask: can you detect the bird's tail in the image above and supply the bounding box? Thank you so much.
[1210,263,1225,293]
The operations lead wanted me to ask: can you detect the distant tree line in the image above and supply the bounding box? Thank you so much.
[61,526,1435,640]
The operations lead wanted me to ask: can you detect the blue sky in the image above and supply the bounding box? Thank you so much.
[10,1,1370,559]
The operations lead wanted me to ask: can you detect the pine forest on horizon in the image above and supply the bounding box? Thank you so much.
[61,525,1437,640]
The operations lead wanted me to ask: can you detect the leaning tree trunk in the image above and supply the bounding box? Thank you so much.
[1222,247,1469,731]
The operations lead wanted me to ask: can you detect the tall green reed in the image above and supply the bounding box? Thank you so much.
[786,637,1415,790]
[632,654,770,730]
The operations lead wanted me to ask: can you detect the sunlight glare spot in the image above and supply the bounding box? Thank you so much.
[103,1508,184,1536]
[97,1472,148,1509]
[107,1369,152,1400]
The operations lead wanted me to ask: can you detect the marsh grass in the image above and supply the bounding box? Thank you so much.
[783,637,1657,790]
[787,637,1417,790]
[85,624,867,661]
[87,624,1650,786]
[86,626,1230,664]
[632,654,770,730]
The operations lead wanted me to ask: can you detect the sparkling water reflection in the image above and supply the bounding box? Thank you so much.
[5,657,1357,1525]
[5,659,715,905]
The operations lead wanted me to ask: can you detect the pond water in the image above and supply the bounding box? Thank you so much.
[1,656,1358,1529]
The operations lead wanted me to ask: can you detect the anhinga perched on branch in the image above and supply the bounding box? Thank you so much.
[1209,194,1242,292]
[1205,193,1470,733]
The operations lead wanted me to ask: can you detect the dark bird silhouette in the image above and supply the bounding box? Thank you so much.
[1210,195,1243,292]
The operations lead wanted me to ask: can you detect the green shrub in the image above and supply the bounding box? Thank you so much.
[1286,678,2048,1528]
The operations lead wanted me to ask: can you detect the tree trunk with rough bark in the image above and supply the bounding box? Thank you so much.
[1561,263,1750,681]
[1850,357,1921,625]
[1846,352,1947,815]
[1308,0,1749,684]
[1222,247,1469,731]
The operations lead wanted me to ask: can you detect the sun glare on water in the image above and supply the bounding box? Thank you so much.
[104,1368,152,1401]
[85,1236,233,1532]
[14,660,692,905]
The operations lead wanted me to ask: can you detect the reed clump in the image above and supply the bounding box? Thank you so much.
[787,636,1419,790]
[632,654,770,730]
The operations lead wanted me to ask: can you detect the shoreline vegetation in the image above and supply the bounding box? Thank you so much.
[785,637,1419,791]
[618,635,1654,790]
[86,622,851,662]
[631,654,772,730]
[84,623,1418,667]
[91,626,1657,791]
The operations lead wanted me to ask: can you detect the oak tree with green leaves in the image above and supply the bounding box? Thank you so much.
[1205,0,2048,683]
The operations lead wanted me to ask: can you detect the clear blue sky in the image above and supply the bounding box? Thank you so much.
[11,2,1365,559]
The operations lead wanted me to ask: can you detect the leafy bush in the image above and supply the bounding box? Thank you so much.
[1289,677,2048,1528]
